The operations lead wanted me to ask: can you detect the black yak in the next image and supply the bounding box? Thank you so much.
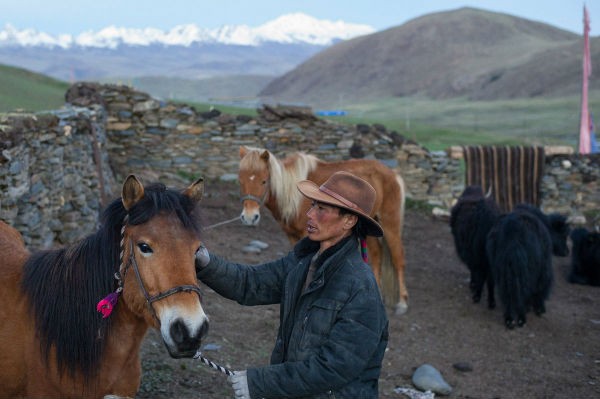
[486,205,570,329]
[568,227,600,286]
[513,203,570,257]
[450,185,500,308]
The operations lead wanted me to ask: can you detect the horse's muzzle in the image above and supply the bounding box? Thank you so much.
[240,210,261,226]
[165,318,209,358]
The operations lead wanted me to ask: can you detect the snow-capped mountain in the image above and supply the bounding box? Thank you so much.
[0,13,376,102]
[0,13,374,49]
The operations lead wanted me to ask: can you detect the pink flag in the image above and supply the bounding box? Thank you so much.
[579,5,592,154]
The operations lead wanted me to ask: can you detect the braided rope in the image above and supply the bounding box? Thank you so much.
[119,215,129,269]
[115,214,130,293]
[193,350,235,376]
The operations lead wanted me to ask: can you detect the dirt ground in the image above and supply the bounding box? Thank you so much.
[136,180,600,399]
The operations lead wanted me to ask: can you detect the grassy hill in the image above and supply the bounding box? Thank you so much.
[0,64,69,112]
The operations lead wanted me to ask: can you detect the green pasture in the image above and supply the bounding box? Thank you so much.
[188,94,600,151]
[0,64,69,112]
[325,94,600,151]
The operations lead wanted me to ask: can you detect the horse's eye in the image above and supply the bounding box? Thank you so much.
[137,243,153,254]
[262,180,267,185]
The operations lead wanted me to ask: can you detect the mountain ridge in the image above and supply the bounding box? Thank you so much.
[0,13,373,48]
[259,7,599,105]
[1,7,597,105]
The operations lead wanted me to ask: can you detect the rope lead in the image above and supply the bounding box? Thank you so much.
[193,350,235,376]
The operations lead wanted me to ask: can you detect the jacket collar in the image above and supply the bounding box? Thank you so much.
[293,236,320,259]
[294,235,358,281]
[294,234,356,262]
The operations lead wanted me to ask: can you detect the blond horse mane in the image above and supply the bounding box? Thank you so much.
[244,147,318,224]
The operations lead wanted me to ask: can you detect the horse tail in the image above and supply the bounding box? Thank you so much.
[396,174,406,234]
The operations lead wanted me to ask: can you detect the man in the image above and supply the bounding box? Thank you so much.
[196,171,389,398]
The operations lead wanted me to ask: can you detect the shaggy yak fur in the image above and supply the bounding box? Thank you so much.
[486,204,570,329]
[513,204,570,258]
[568,227,600,286]
[450,185,501,309]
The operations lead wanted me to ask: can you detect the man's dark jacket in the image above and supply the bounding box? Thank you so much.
[197,235,389,398]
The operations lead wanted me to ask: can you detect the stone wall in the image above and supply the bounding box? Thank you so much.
[1,83,598,248]
[0,105,116,248]
[541,154,600,216]
[70,82,464,207]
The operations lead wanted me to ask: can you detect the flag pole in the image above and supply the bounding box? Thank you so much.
[579,4,592,154]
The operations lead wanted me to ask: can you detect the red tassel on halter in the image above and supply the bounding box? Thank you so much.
[96,290,120,318]
[360,238,368,263]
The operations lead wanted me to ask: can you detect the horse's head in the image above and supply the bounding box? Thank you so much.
[238,146,271,226]
[120,175,209,358]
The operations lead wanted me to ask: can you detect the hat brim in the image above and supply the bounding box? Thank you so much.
[297,180,384,237]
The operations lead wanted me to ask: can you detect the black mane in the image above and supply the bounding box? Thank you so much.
[21,182,203,380]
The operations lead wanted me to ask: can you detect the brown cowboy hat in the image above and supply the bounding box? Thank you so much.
[297,171,383,237]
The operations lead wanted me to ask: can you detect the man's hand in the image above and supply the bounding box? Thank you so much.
[228,370,250,399]
[195,244,210,270]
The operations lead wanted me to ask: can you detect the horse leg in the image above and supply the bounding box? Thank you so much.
[386,232,408,315]
[388,240,408,315]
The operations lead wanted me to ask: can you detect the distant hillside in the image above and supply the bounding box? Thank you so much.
[0,64,68,112]
[0,42,325,83]
[260,7,599,107]
[107,75,273,105]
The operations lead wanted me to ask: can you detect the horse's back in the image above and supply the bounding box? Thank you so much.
[312,158,404,218]
[317,158,398,182]
[0,221,31,395]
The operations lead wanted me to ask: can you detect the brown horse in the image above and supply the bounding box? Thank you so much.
[0,175,209,398]
[238,146,408,314]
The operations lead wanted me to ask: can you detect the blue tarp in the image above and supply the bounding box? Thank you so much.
[315,110,347,116]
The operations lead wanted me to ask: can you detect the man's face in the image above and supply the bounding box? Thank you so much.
[305,201,356,250]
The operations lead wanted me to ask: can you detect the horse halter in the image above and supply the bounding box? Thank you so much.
[240,180,270,207]
[120,215,203,324]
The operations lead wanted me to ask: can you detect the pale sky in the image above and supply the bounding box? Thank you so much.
[2,0,597,36]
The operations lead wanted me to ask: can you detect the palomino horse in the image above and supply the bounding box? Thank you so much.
[238,146,408,314]
[0,175,209,398]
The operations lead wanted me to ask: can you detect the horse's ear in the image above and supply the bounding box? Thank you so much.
[122,175,145,211]
[260,150,270,161]
[184,177,204,203]
[239,146,248,158]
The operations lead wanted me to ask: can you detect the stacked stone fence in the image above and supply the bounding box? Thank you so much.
[0,104,116,248]
[1,83,598,248]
